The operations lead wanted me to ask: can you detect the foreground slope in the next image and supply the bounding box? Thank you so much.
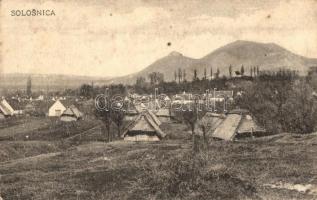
[0,119,317,199]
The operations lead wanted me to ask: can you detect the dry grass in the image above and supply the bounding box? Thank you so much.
[0,141,59,162]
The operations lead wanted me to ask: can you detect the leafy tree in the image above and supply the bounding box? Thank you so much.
[148,72,164,85]
[281,81,317,133]
[234,78,317,134]
[136,76,146,86]
[79,84,93,98]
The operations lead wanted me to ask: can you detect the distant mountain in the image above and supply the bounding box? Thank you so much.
[107,51,198,84]
[109,40,317,84]
[199,40,317,74]
[0,73,111,91]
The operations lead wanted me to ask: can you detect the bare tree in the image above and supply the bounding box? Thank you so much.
[198,115,212,148]
[95,94,113,142]
[174,99,205,152]
[111,105,125,138]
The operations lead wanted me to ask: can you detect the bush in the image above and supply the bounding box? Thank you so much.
[281,81,317,133]
[236,79,317,134]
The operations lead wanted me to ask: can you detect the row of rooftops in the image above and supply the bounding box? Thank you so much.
[122,105,266,142]
[1,94,265,141]
[0,98,86,117]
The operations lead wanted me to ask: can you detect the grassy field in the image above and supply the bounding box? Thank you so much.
[0,118,317,199]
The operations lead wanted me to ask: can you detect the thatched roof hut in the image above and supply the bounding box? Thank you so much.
[0,99,14,117]
[60,105,83,122]
[212,114,242,140]
[146,109,161,126]
[189,112,225,135]
[155,108,172,122]
[212,109,266,141]
[122,111,165,142]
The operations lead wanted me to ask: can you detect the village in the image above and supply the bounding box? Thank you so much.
[0,78,264,142]
[1,68,317,199]
[2,0,317,198]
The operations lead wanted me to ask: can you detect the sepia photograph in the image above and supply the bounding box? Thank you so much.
[1,0,317,199]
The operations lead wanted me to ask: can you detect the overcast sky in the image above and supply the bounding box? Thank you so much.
[1,0,317,77]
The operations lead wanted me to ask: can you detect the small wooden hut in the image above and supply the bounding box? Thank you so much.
[212,109,266,141]
[60,105,83,122]
[122,111,165,142]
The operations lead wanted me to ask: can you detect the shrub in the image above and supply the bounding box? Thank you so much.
[281,81,317,133]
[236,79,317,134]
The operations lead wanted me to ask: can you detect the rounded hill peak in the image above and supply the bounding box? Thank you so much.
[168,51,183,57]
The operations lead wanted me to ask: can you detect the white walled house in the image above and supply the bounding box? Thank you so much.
[48,100,66,117]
